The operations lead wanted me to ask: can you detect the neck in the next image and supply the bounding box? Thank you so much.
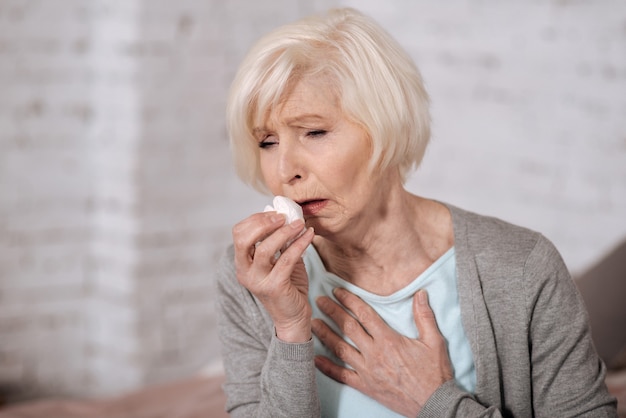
[313,188,453,296]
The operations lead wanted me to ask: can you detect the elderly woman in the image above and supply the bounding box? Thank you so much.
[217,7,616,417]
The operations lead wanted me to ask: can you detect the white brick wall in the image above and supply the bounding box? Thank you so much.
[84,1,145,396]
[0,0,624,401]
[0,0,96,399]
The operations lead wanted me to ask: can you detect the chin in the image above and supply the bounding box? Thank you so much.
[306,218,345,241]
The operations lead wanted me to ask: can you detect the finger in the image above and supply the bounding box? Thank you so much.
[232,212,285,265]
[311,318,363,369]
[260,218,306,253]
[412,290,443,343]
[253,220,308,269]
[314,355,361,389]
[333,287,389,338]
[316,294,373,349]
[272,227,315,270]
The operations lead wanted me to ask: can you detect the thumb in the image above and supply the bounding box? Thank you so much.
[413,290,441,342]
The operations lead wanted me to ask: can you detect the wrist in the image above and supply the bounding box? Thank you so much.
[275,322,312,343]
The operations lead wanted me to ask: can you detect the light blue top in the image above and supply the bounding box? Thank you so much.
[304,245,476,418]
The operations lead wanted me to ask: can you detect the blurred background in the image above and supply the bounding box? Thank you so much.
[0,0,624,403]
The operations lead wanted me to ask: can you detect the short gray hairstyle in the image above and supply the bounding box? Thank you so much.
[227,7,431,193]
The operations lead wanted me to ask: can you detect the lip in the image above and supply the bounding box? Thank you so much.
[298,199,328,216]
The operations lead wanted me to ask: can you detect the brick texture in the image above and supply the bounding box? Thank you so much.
[0,0,624,401]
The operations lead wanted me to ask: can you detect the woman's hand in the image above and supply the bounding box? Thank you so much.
[312,288,453,417]
[232,212,315,343]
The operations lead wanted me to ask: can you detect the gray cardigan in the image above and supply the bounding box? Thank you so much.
[217,204,617,417]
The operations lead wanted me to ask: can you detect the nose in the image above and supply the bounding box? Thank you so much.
[277,138,305,185]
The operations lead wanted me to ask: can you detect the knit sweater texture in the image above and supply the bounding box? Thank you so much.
[217,203,617,417]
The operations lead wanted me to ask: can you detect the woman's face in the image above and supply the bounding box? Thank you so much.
[256,76,392,238]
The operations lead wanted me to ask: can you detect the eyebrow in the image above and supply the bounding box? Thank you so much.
[253,113,329,135]
[251,127,269,139]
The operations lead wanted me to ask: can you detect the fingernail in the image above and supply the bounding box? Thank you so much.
[417,289,428,305]
[311,319,320,332]
[316,296,328,308]
[332,287,344,298]
[271,214,284,223]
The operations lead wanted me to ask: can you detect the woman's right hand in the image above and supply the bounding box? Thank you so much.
[232,212,315,343]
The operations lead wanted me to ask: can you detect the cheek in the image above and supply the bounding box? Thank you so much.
[336,150,370,182]
[259,153,273,178]
[259,157,279,191]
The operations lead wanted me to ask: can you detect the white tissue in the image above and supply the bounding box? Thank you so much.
[264,196,304,224]
[263,196,305,252]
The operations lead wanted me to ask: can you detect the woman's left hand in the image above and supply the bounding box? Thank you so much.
[311,288,454,417]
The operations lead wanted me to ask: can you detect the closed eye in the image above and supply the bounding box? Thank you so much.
[258,136,278,149]
[307,130,327,137]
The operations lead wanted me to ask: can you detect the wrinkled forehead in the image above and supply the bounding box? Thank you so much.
[251,70,340,130]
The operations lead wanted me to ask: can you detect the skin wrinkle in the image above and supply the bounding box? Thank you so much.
[259,75,453,296]
[241,70,457,416]
[221,8,617,416]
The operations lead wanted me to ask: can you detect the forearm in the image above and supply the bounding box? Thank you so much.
[219,256,320,417]
[227,336,319,418]
[259,336,319,417]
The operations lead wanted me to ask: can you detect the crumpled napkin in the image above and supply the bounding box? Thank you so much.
[263,196,305,251]
[264,196,304,224]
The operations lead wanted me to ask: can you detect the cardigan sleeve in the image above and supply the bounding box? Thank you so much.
[523,236,617,416]
[418,380,504,417]
[418,233,617,417]
[216,246,320,418]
